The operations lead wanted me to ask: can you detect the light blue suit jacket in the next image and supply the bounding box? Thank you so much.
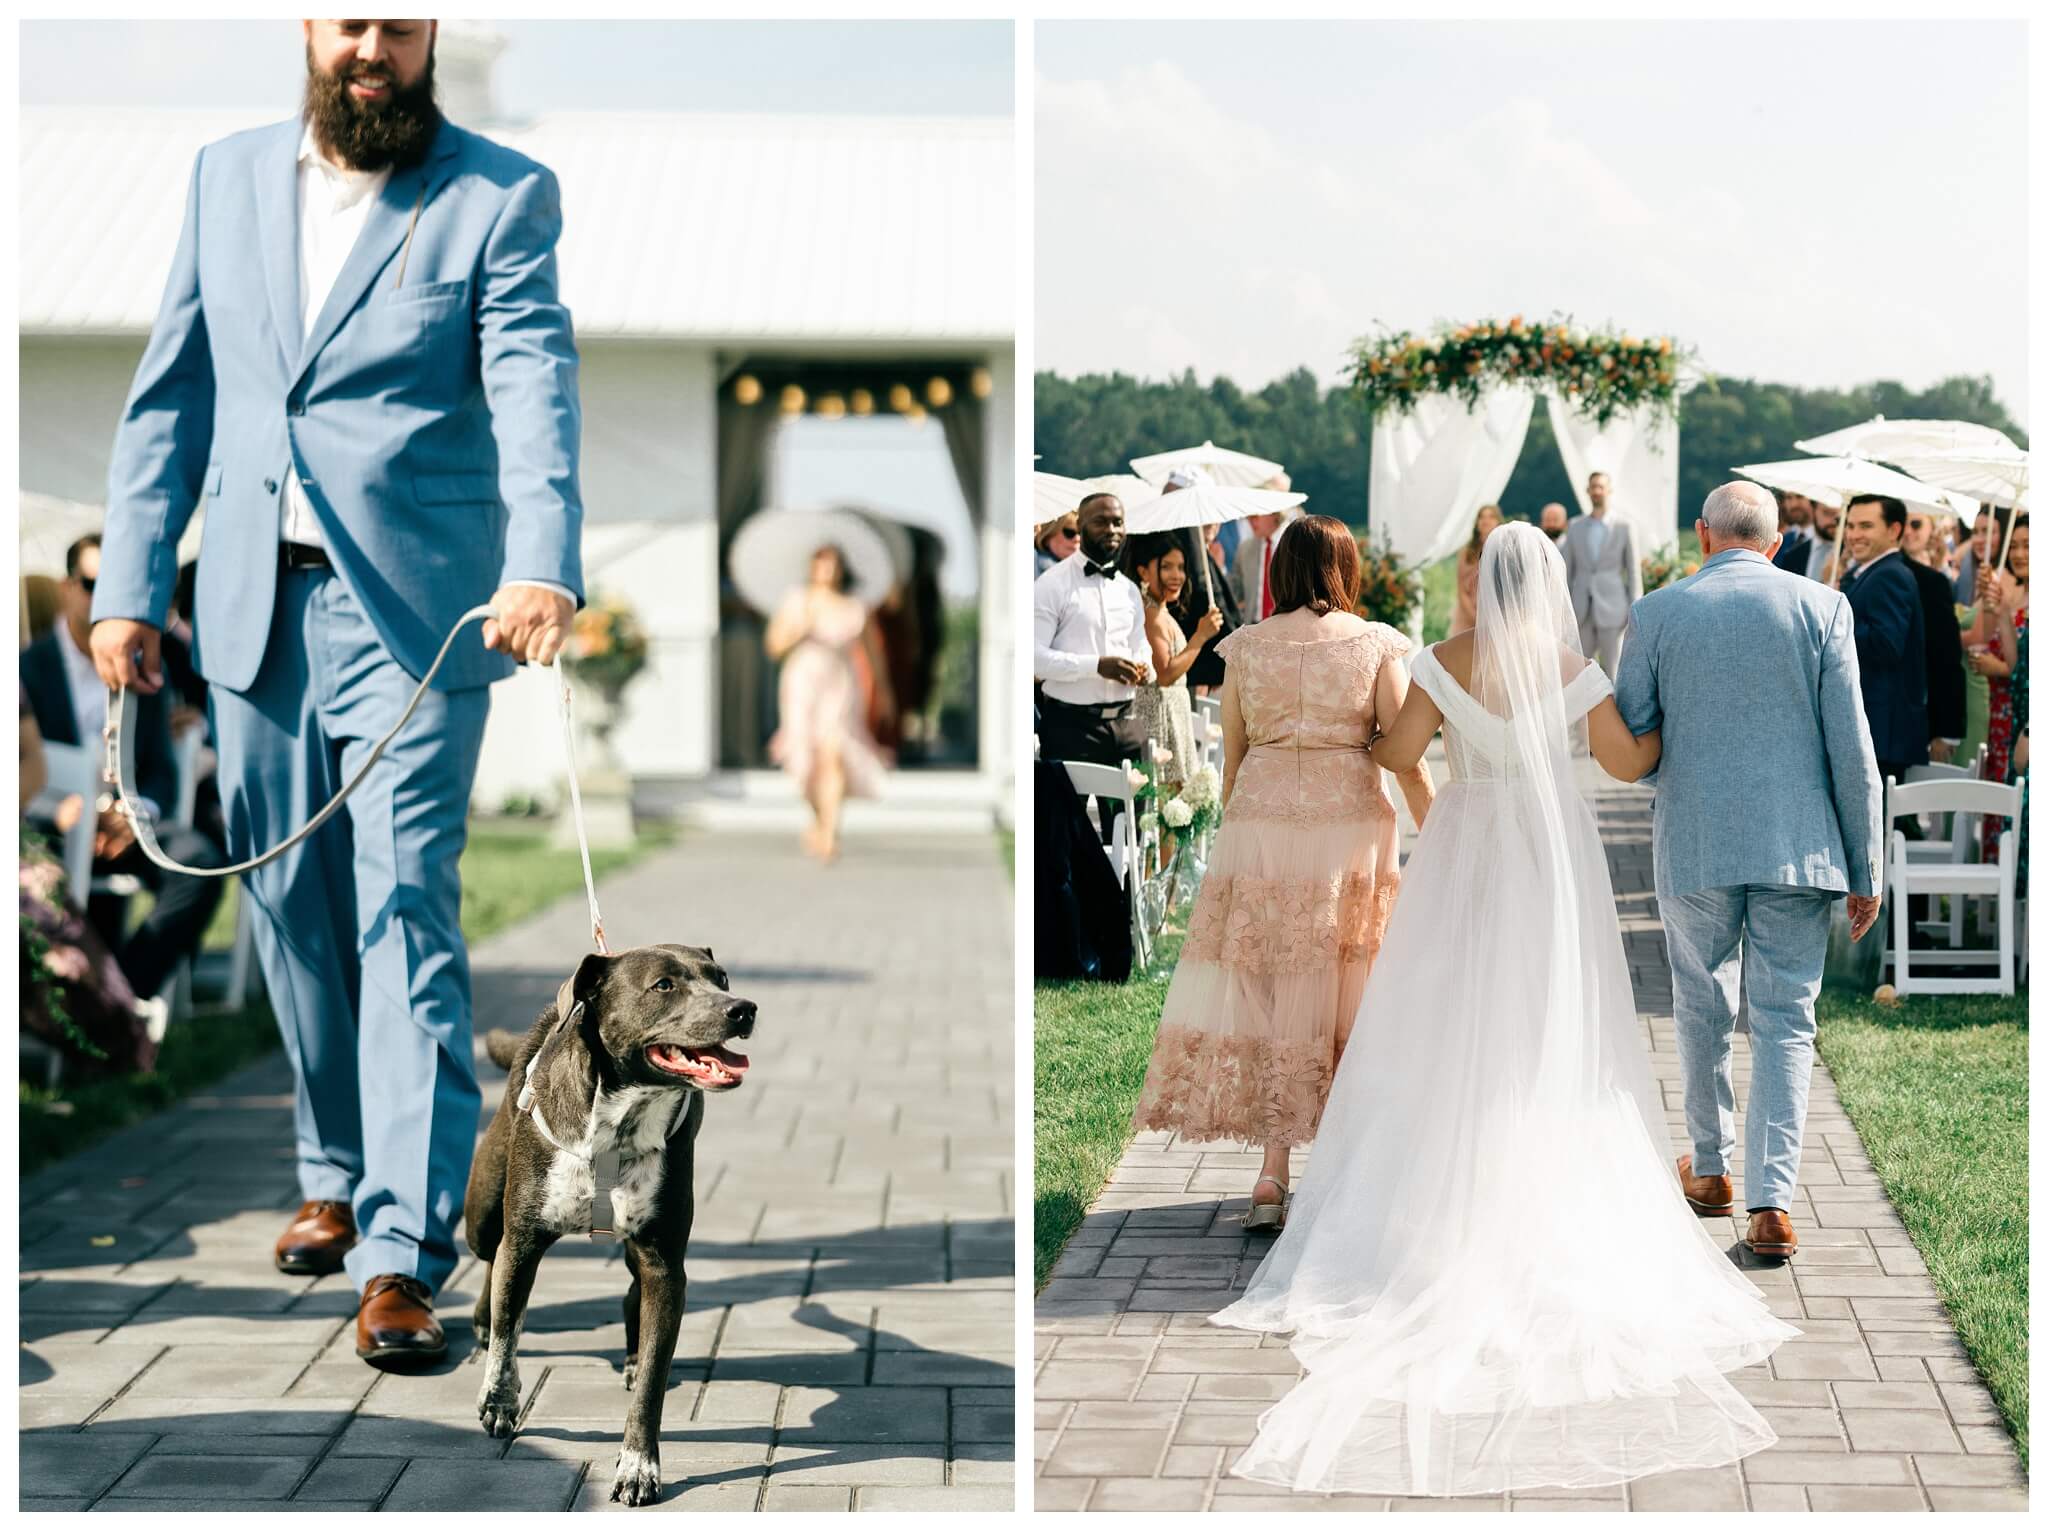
[1614,549,1883,900]
[96,117,584,692]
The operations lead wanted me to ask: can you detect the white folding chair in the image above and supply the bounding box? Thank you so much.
[1062,757,1150,972]
[1900,747,1989,947]
[1885,775,2024,996]
[33,742,98,908]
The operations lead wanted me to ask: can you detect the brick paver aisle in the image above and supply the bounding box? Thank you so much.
[22,831,1014,1512]
[1034,783,2026,1511]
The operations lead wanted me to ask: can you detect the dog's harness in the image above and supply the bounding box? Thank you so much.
[103,607,628,1231]
[517,973,688,1241]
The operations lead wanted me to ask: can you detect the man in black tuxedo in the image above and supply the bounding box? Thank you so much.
[20,536,225,1000]
[1840,497,1929,785]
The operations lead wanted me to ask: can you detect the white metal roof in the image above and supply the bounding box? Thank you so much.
[19,107,1013,344]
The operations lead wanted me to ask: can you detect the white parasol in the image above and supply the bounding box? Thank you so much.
[727,506,897,616]
[1032,471,1090,526]
[1736,457,1968,584]
[1131,440,1286,489]
[1124,483,1307,606]
[1124,482,1305,535]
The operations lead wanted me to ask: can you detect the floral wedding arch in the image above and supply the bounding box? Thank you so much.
[1350,317,1692,580]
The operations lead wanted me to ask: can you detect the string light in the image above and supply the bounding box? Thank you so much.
[778,384,806,415]
[849,388,875,416]
[969,366,993,399]
[926,376,954,409]
[815,393,847,419]
[733,374,761,406]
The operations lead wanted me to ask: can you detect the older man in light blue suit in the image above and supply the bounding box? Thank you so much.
[90,21,582,1367]
[1615,482,1882,1264]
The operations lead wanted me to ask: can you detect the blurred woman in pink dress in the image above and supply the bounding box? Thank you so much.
[766,545,893,862]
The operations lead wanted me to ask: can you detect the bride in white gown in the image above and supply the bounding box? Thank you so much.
[1211,523,1797,1496]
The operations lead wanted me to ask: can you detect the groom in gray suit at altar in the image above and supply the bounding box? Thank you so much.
[1562,471,1643,672]
[1614,482,1883,1264]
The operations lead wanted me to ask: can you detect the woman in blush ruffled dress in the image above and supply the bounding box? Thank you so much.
[765,544,892,863]
[1130,516,1433,1232]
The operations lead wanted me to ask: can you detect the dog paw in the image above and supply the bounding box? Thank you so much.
[476,1374,522,1438]
[610,1447,662,1506]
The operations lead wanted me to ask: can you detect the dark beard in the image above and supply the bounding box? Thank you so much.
[303,44,441,173]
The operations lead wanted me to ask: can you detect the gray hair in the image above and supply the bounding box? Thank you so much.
[1700,481,1779,546]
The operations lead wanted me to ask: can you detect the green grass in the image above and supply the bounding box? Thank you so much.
[1816,990,2029,1465]
[20,819,673,1179]
[1033,935,1182,1289]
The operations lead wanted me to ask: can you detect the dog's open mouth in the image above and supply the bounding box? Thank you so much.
[645,1043,750,1089]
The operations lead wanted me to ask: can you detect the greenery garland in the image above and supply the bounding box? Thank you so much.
[1348,316,1687,429]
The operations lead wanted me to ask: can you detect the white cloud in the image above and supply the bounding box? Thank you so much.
[1038,59,2028,423]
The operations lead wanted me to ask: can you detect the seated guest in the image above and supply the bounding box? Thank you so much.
[1034,512,1080,579]
[1840,497,1928,785]
[1771,491,1814,574]
[20,535,225,1004]
[20,702,160,1075]
[1034,494,1151,842]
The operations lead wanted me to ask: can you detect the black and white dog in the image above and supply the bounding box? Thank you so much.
[465,944,756,1506]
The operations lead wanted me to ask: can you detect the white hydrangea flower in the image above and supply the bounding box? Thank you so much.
[1162,798,1194,828]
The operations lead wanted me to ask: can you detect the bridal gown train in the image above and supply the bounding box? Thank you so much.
[1210,643,1798,1496]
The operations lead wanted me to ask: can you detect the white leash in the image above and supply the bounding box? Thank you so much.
[100,603,611,956]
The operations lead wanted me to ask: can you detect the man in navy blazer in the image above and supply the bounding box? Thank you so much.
[1769,491,1814,574]
[90,20,584,1368]
[1840,496,1930,784]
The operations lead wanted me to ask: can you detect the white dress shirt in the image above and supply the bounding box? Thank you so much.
[281,129,572,607]
[1033,551,1148,706]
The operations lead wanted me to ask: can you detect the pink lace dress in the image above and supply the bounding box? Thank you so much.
[768,594,887,798]
[1132,622,1411,1147]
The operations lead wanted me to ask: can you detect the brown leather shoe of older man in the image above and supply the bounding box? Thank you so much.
[355,1274,447,1370]
[274,1200,357,1276]
[1745,1209,1798,1262]
[1676,1155,1734,1217]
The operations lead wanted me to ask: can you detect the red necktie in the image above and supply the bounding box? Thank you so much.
[1260,537,1276,619]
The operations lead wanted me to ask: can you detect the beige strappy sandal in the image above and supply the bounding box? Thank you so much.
[1245,1175,1288,1235]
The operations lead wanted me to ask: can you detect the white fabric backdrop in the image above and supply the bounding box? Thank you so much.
[1367,387,1536,569]
[1547,394,1681,555]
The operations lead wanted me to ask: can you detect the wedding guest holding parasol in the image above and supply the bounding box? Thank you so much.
[765,543,893,863]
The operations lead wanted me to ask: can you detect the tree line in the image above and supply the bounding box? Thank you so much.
[1035,368,2028,546]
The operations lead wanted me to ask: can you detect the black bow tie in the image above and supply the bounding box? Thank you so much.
[1082,561,1119,579]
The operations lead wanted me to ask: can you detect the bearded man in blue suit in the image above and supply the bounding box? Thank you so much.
[91,19,584,1369]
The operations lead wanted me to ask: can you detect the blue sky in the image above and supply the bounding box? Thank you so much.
[20,20,1013,116]
[1039,20,2029,425]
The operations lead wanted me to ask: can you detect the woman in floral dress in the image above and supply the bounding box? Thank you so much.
[1968,516,2027,860]
[1132,517,1434,1231]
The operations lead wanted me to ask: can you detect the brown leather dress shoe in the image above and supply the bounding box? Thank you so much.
[1746,1209,1798,1261]
[1676,1155,1735,1217]
[275,1200,357,1276]
[356,1273,447,1370]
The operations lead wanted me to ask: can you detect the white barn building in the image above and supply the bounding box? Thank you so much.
[18,41,1014,829]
